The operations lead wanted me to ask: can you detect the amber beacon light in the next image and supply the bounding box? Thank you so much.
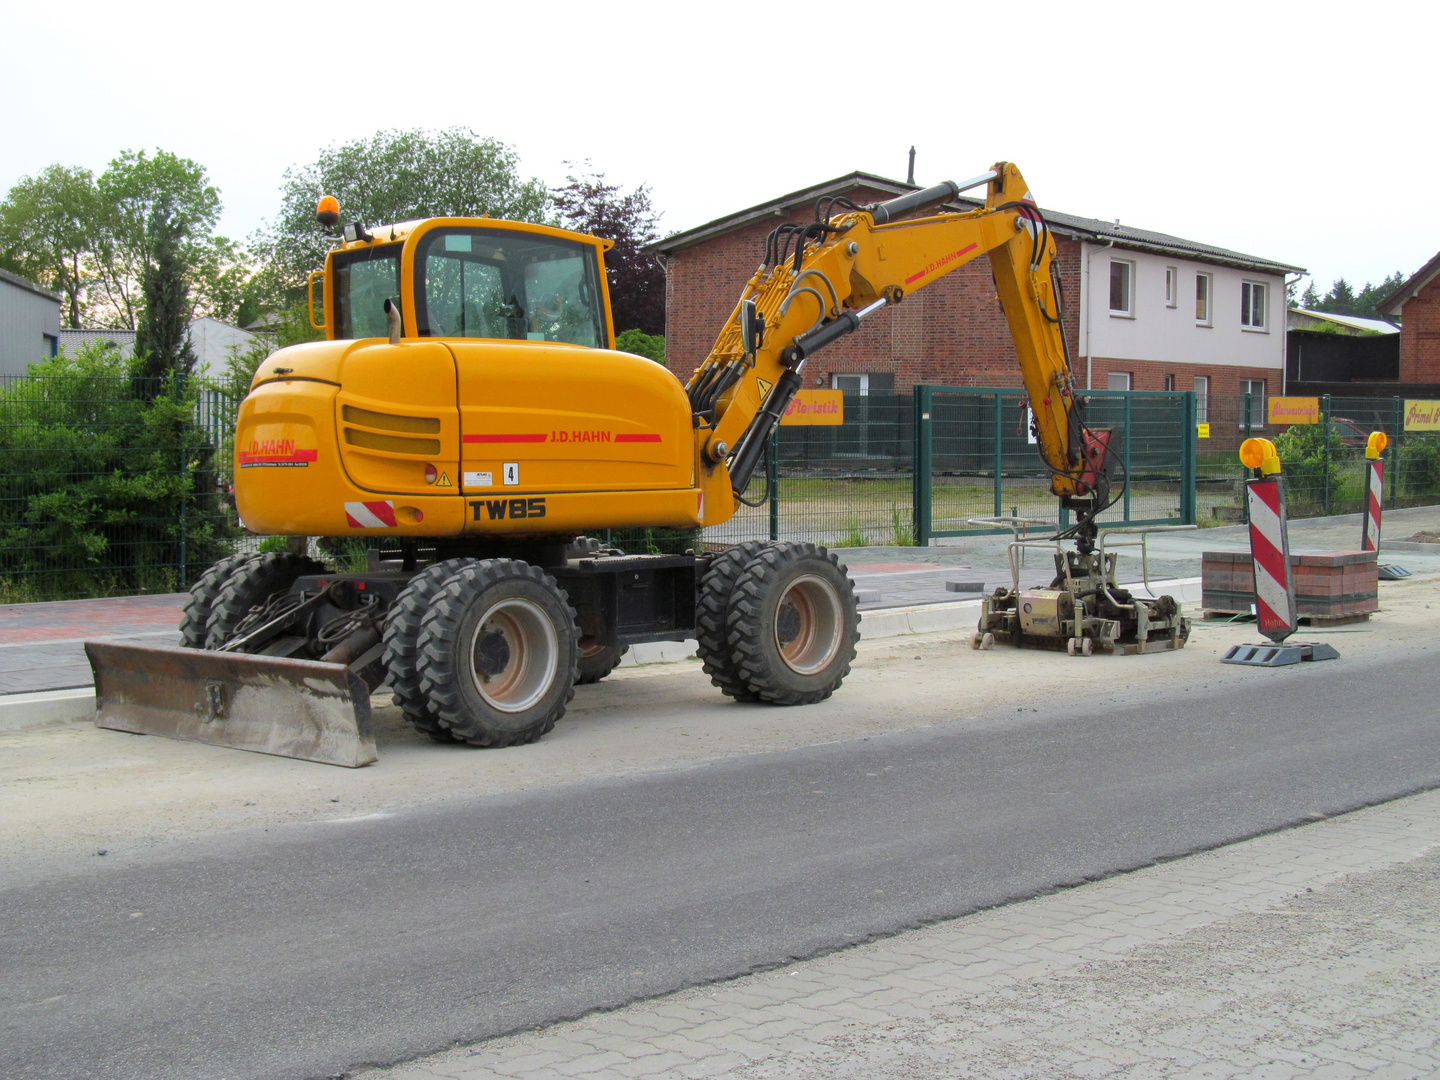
[316,195,340,228]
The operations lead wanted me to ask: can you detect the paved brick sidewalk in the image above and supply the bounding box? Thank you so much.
[364,792,1440,1080]
[0,594,183,694]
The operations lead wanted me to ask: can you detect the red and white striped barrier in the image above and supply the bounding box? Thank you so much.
[1360,432,1388,554]
[1361,457,1384,553]
[1245,475,1297,643]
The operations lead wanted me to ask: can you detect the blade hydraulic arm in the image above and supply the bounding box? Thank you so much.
[689,162,1094,508]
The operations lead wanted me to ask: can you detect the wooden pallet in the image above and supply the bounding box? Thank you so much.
[1201,609,1372,626]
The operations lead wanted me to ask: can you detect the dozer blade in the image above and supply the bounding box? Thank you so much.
[84,642,377,768]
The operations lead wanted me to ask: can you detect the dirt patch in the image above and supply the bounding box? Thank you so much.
[1406,530,1440,543]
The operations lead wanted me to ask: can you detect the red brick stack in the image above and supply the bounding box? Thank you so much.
[1201,549,1378,623]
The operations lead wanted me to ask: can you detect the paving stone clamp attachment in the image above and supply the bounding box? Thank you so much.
[1222,439,1339,669]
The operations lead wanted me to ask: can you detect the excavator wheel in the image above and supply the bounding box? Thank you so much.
[695,540,769,701]
[381,558,475,742]
[178,552,258,648]
[416,560,578,747]
[566,537,629,685]
[725,543,860,706]
[205,552,326,649]
[575,638,628,685]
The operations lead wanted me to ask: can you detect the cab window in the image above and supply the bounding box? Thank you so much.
[333,245,401,339]
[414,227,606,347]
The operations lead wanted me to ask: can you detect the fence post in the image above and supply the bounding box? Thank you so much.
[767,429,779,542]
[1122,391,1132,522]
[1181,391,1197,524]
[1241,393,1253,525]
[1321,393,1332,516]
[1391,396,1402,509]
[912,387,932,547]
[176,377,188,590]
[992,392,1003,518]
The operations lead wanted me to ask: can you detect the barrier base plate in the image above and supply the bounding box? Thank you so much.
[1378,564,1411,580]
[1220,641,1341,668]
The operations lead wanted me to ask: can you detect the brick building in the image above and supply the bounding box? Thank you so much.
[652,172,1303,423]
[1378,250,1440,383]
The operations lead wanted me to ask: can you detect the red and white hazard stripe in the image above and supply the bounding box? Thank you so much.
[1245,477,1297,640]
[344,501,397,528]
[1361,458,1384,553]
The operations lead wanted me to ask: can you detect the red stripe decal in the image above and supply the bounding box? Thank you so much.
[614,433,661,443]
[367,501,397,527]
[1250,479,1282,516]
[1250,529,1288,587]
[239,448,318,464]
[1255,596,1286,632]
[903,243,978,286]
[463,433,548,443]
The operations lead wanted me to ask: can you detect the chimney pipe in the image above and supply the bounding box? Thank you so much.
[907,146,916,186]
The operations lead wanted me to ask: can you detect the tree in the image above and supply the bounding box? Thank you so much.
[133,203,198,385]
[0,165,101,328]
[1306,272,1406,320]
[90,149,223,329]
[552,164,665,336]
[259,128,550,303]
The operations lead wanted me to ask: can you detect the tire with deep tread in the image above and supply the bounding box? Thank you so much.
[416,560,578,747]
[575,640,628,685]
[565,536,606,558]
[725,542,860,705]
[381,557,475,741]
[694,540,769,701]
[205,552,326,649]
[178,552,258,648]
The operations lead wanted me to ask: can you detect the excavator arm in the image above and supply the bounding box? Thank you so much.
[688,162,1112,526]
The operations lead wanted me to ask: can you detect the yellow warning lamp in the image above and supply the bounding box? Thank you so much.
[1239,437,1281,476]
[1365,431,1388,460]
[316,195,340,228]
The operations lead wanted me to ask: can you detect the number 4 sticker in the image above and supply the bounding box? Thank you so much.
[503,462,519,485]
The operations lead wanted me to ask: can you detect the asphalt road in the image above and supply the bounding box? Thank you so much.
[4,643,1439,1080]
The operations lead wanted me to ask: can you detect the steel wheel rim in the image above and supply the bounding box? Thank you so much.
[468,598,558,712]
[774,574,843,676]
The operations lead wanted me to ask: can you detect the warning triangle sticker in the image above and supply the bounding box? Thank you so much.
[436,471,452,487]
[755,377,774,398]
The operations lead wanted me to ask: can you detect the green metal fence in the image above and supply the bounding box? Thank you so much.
[910,386,1196,545]
[1198,393,1440,525]
[0,374,239,602]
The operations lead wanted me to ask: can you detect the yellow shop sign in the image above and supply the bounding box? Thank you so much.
[1268,397,1320,425]
[1404,400,1440,431]
[781,389,844,426]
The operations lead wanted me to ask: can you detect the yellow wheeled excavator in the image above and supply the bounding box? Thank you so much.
[86,161,1186,767]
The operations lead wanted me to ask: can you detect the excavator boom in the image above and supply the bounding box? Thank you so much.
[688,162,1102,518]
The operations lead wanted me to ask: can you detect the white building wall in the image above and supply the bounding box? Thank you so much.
[0,274,62,377]
[1078,243,1286,379]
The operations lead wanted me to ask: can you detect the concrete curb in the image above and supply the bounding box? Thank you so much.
[0,688,95,734]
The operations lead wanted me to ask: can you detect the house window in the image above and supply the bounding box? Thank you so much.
[1241,281,1267,329]
[1240,378,1266,428]
[1109,260,1134,316]
[1165,267,1178,308]
[1194,376,1209,422]
[1164,374,1175,392]
[1195,273,1212,324]
[1107,371,1132,391]
[830,373,894,396]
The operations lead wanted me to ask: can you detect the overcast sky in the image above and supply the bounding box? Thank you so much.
[2,0,1433,295]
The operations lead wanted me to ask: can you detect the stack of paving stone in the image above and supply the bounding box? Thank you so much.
[1201,549,1378,623]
